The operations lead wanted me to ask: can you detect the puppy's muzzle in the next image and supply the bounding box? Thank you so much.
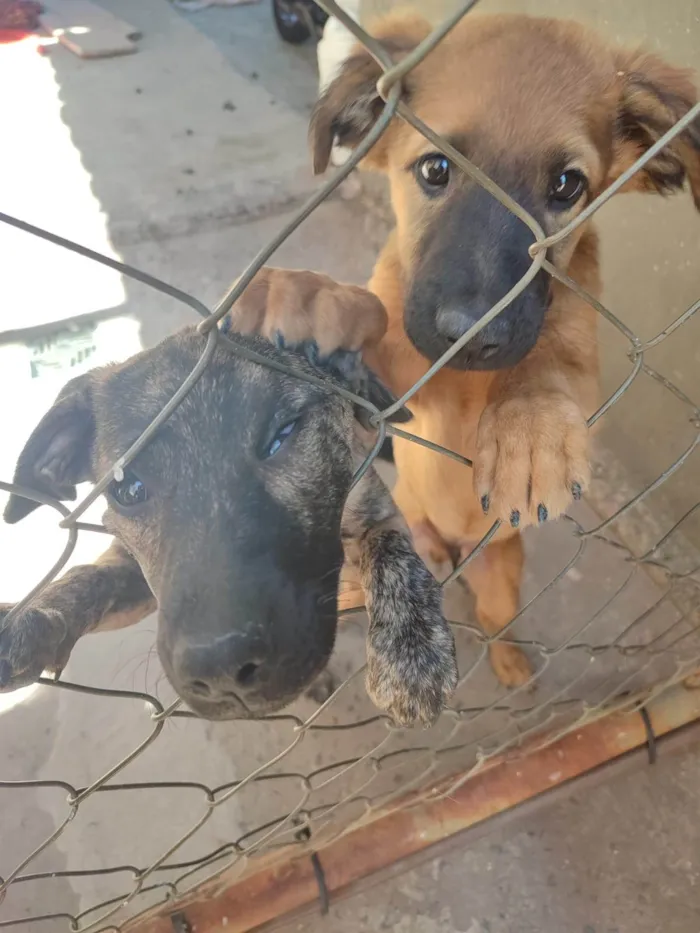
[158,579,338,720]
[435,300,513,365]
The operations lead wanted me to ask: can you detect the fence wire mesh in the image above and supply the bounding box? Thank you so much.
[1,0,699,930]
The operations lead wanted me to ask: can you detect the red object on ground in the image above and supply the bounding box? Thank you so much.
[0,1,42,31]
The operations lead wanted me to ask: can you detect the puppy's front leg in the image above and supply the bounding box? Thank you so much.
[0,541,155,691]
[474,247,600,528]
[343,470,457,727]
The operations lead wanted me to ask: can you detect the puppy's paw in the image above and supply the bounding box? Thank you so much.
[366,620,457,727]
[227,268,387,356]
[475,392,590,528]
[0,604,69,692]
[366,574,457,727]
[489,641,533,688]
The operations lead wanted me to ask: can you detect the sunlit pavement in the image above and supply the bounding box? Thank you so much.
[0,31,138,716]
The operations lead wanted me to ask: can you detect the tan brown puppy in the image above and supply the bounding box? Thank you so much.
[303,12,700,686]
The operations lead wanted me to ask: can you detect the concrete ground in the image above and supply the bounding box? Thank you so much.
[278,741,700,933]
[0,2,698,932]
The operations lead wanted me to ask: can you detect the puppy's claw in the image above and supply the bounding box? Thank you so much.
[475,393,590,528]
[303,340,321,366]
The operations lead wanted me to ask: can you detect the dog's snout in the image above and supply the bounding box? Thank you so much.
[435,305,469,343]
[157,574,339,719]
[186,661,263,698]
[171,631,269,703]
[405,178,551,372]
[435,303,511,363]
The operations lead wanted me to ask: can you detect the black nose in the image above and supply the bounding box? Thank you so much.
[435,303,511,362]
[173,634,270,706]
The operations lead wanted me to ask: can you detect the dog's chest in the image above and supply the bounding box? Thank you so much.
[393,399,487,541]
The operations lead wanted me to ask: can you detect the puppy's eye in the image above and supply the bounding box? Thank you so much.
[549,169,587,207]
[416,154,450,191]
[109,471,148,508]
[266,420,297,458]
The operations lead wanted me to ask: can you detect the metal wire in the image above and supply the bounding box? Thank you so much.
[1,1,699,930]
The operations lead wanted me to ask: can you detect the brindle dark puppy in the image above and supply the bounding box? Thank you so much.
[0,291,457,727]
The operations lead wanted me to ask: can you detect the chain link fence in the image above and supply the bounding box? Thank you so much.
[1,0,700,930]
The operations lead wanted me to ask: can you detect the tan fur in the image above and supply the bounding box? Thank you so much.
[96,600,158,633]
[229,267,388,354]
[304,13,700,686]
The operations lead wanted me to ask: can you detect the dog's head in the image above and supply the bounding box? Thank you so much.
[311,12,700,371]
[4,275,408,720]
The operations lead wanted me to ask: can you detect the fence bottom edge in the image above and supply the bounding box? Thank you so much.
[123,679,700,933]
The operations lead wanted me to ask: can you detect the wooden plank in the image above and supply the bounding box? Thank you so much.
[40,1,140,59]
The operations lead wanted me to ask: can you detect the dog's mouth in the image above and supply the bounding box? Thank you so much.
[406,323,543,372]
[435,334,541,372]
[180,653,332,720]
[161,609,338,722]
[183,690,293,721]
[405,285,552,373]
[440,337,515,370]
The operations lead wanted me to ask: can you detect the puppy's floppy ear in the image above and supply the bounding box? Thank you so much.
[4,372,96,524]
[309,12,431,175]
[612,49,700,208]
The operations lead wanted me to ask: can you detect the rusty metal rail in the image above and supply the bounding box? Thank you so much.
[122,681,700,933]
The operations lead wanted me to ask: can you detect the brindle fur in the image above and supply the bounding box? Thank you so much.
[300,12,700,688]
[0,272,457,727]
